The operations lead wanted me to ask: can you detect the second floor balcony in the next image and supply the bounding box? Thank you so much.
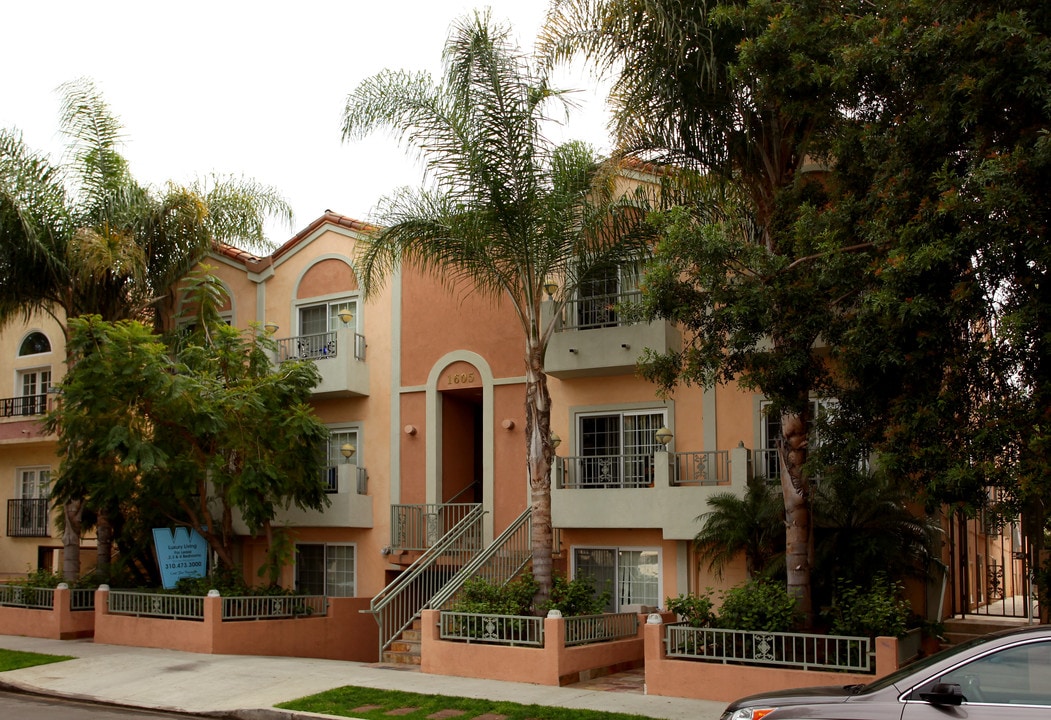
[236,464,372,531]
[273,327,368,398]
[7,498,50,537]
[0,394,49,420]
[543,291,680,379]
[552,447,747,540]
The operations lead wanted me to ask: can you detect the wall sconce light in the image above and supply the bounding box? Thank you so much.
[543,280,558,299]
[550,432,561,449]
[568,348,577,354]
[404,425,417,436]
[340,443,356,461]
[263,321,278,334]
[621,343,630,350]
[337,308,354,325]
[502,419,515,430]
[655,426,673,447]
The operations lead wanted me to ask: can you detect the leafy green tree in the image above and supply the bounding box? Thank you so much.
[46,273,329,576]
[1,78,291,578]
[341,11,653,602]
[541,1,872,625]
[821,1,1051,589]
[692,475,784,579]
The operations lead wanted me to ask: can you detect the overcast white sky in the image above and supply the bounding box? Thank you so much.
[1,1,612,245]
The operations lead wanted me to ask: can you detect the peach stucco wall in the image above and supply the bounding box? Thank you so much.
[93,589,377,662]
[420,609,650,686]
[0,588,94,639]
[643,622,901,703]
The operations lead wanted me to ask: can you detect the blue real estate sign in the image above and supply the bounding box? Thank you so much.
[152,527,208,589]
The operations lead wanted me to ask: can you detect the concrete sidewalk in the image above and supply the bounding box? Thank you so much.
[0,635,726,720]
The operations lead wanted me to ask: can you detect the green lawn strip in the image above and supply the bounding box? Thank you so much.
[0,648,75,673]
[278,686,654,720]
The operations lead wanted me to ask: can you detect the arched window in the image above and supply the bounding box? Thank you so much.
[18,332,51,356]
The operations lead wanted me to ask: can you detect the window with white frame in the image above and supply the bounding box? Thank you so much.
[576,409,666,488]
[15,368,50,416]
[322,429,358,493]
[18,332,51,356]
[575,262,641,329]
[573,546,660,612]
[295,299,358,360]
[759,398,837,480]
[295,544,355,597]
[12,467,51,536]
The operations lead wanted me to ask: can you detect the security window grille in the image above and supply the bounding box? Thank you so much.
[578,410,665,487]
[576,263,641,329]
[295,544,355,597]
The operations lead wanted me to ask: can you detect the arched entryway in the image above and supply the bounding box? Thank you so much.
[425,353,495,545]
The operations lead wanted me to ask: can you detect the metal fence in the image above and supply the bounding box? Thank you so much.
[390,503,481,552]
[275,332,366,363]
[0,394,48,417]
[0,585,54,609]
[108,591,205,621]
[560,290,643,331]
[6,498,49,537]
[70,588,95,611]
[221,595,327,620]
[439,611,545,646]
[672,450,730,486]
[565,612,638,646]
[555,455,655,489]
[665,624,874,673]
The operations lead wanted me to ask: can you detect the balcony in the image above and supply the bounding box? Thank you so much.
[7,498,50,537]
[238,465,372,531]
[0,394,49,419]
[544,292,680,379]
[551,447,748,540]
[273,328,368,397]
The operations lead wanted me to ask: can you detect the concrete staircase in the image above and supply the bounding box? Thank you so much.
[941,616,1033,647]
[381,619,422,666]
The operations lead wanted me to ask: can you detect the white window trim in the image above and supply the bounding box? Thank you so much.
[16,331,53,358]
[292,292,362,336]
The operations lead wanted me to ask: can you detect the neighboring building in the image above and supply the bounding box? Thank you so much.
[0,211,1034,639]
[0,310,69,579]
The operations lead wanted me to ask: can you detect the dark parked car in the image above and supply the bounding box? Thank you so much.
[721,624,1051,720]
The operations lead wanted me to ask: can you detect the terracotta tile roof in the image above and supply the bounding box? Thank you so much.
[215,211,376,269]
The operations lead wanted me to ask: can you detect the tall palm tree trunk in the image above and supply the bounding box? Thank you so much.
[524,339,554,607]
[778,410,812,628]
[62,499,83,579]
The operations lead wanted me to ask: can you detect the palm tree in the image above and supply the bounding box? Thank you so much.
[1,78,291,579]
[341,11,654,603]
[693,475,785,579]
[811,465,938,597]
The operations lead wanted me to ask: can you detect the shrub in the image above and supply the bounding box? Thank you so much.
[825,576,910,639]
[666,590,716,627]
[717,579,798,632]
[451,574,539,615]
[541,573,612,617]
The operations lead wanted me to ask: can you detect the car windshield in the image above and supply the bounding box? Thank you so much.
[858,634,999,694]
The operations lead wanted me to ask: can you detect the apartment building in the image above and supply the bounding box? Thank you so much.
[1,211,1032,635]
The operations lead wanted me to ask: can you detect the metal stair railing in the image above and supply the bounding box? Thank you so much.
[367,504,485,656]
[431,508,532,610]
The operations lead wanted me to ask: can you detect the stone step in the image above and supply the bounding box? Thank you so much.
[381,648,422,665]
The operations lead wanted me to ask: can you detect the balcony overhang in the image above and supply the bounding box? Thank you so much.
[545,320,680,379]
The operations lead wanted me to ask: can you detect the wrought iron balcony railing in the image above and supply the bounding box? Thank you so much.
[0,394,49,418]
[6,498,50,537]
